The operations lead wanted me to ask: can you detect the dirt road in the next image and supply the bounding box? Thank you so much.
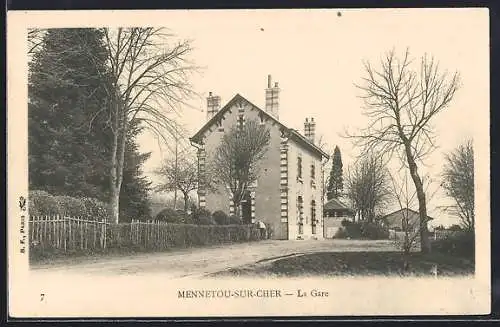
[30,239,397,279]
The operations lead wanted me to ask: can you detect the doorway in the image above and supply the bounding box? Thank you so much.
[241,191,252,224]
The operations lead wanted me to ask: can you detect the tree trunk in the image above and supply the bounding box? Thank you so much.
[182,191,189,214]
[404,144,431,253]
[109,95,127,224]
[109,109,120,224]
[109,187,120,224]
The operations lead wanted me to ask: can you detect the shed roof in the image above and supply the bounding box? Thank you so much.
[324,198,353,212]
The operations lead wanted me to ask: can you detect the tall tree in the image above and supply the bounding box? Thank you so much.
[119,122,152,222]
[211,120,271,220]
[327,146,343,199]
[442,140,474,231]
[155,154,198,213]
[28,28,154,223]
[345,154,390,223]
[349,49,460,253]
[79,27,197,223]
[28,28,112,201]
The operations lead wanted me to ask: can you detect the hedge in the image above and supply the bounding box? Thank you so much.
[432,231,474,259]
[29,190,109,221]
[335,220,389,240]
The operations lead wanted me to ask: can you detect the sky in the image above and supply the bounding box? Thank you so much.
[132,9,489,227]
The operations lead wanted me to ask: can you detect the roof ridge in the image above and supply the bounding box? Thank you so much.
[190,93,328,158]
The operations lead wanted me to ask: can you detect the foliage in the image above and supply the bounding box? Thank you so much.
[188,207,216,225]
[155,154,198,213]
[155,208,184,223]
[211,119,271,219]
[28,28,153,224]
[28,28,112,201]
[229,215,242,225]
[212,210,230,225]
[197,216,217,225]
[442,140,474,231]
[345,154,390,222]
[29,190,109,221]
[333,227,349,239]
[28,190,60,216]
[349,48,460,253]
[360,222,390,239]
[327,146,343,199]
[94,27,197,224]
[119,123,152,223]
[448,224,463,232]
[432,231,474,259]
[335,220,389,240]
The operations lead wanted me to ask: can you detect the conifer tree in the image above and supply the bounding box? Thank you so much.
[326,146,343,199]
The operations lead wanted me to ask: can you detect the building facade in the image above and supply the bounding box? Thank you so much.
[190,76,329,240]
[323,198,354,238]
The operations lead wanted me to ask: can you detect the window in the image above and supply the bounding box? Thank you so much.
[298,196,304,234]
[216,119,224,132]
[259,112,265,125]
[237,114,245,131]
[311,163,315,179]
[297,156,302,180]
[311,200,317,234]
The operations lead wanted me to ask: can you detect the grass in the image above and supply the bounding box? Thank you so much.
[213,251,474,277]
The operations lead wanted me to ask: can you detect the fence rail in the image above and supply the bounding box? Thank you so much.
[29,216,265,255]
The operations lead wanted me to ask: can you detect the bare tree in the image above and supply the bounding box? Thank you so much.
[82,27,197,223]
[388,171,442,273]
[388,173,420,255]
[345,154,391,222]
[348,48,460,253]
[211,119,271,220]
[442,140,474,231]
[28,28,45,55]
[155,154,198,213]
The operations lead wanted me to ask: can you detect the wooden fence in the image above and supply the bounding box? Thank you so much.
[29,216,266,255]
[29,215,109,252]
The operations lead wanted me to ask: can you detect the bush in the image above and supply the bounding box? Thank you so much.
[228,215,241,225]
[29,190,59,216]
[448,224,463,232]
[360,222,390,240]
[81,197,109,221]
[432,231,474,259]
[155,208,183,223]
[55,195,88,217]
[343,221,363,239]
[190,207,214,225]
[29,190,109,221]
[335,220,389,240]
[341,218,350,227]
[197,216,217,225]
[190,207,211,220]
[334,227,348,239]
[212,210,230,225]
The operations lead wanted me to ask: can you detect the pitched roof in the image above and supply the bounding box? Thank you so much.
[189,93,329,159]
[324,198,353,212]
[381,208,434,223]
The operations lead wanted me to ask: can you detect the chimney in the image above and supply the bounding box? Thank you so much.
[206,91,221,120]
[304,117,316,143]
[265,75,280,119]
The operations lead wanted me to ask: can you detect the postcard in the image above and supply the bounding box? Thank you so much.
[7,8,490,318]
